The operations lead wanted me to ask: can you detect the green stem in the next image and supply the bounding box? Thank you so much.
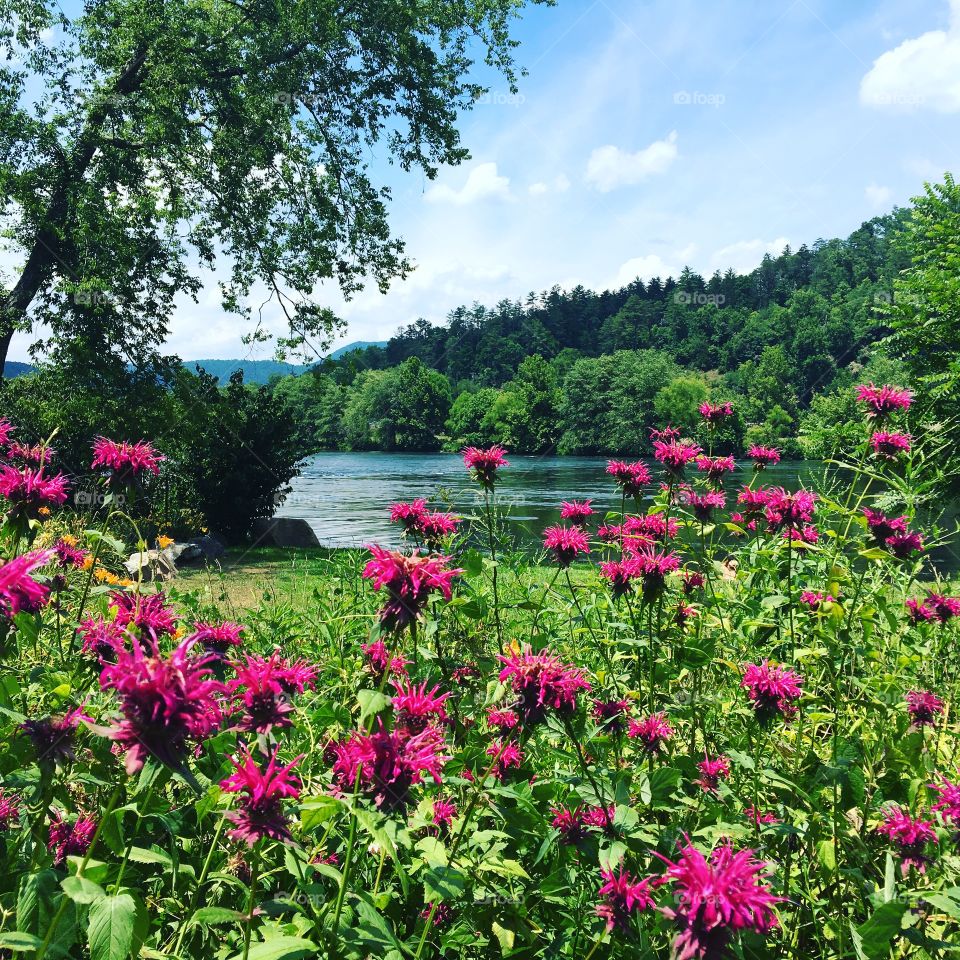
[241,849,260,960]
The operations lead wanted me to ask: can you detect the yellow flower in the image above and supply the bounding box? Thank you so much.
[38,507,51,518]
[157,535,175,549]
[118,578,135,587]
[61,533,79,547]
[94,568,120,585]
[81,555,94,571]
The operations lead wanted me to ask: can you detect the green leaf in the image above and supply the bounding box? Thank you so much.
[127,846,173,866]
[188,907,246,927]
[61,876,106,905]
[422,866,466,902]
[88,894,137,960]
[491,921,515,954]
[0,933,44,951]
[416,836,448,868]
[853,900,908,960]
[225,937,317,960]
[357,689,391,725]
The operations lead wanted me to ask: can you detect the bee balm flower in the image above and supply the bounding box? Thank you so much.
[595,867,656,931]
[542,524,590,567]
[497,647,591,726]
[91,437,164,483]
[220,747,302,846]
[878,806,937,874]
[0,550,53,617]
[462,445,509,488]
[741,661,803,722]
[606,460,651,497]
[856,383,912,418]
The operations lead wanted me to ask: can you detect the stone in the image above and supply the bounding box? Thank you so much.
[125,549,178,581]
[188,535,227,564]
[251,517,321,549]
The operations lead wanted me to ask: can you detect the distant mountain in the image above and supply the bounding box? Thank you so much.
[187,342,386,384]
[2,361,34,378]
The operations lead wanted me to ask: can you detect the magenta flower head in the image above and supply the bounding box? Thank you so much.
[560,499,594,526]
[419,511,461,547]
[48,812,97,867]
[431,796,457,833]
[747,445,780,470]
[497,646,591,726]
[886,531,924,560]
[656,841,781,958]
[53,538,87,570]
[930,774,960,829]
[695,754,731,795]
[551,805,588,844]
[906,690,944,728]
[926,594,960,623]
[763,487,816,531]
[0,787,21,831]
[906,598,938,625]
[362,546,462,632]
[462,445,509,488]
[22,706,89,768]
[190,621,245,656]
[486,707,519,732]
[696,455,735,485]
[686,490,726,523]
[631,546,680,601]
[99,636,224,774]
[486,738,524,781]
[390,499,429,532]
[800,590,835,610]
[863,507,908,542]
[871,431,912,459]
[361,638,408,682]
[228,653,296,734]
[0,465,69,519]
[220,747,302,846]
[654,440,702,477]
[596,867,656,932]
[606,460,651,498]
[392,679,451,733]
[79,616,127,661]
[542,524,590,567]
[682,570,705,594]
[0,549,53,618]
[91,437,164,485]
[878,806,937,874]
[329,720,448,810]
[651,425,682,442]
[109,591,177,641]
[699,401,734,424]
[628,711,674,754]
[592,698,631,734]
[741,661,803,723]
[856,383,912,418]
[624,512,678,544]
[0,418,13,448]
[5,442,55,466]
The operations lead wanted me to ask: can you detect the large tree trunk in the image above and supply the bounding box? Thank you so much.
[0,43,150,375]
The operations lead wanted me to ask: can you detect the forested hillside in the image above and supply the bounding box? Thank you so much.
[271,208,913,458]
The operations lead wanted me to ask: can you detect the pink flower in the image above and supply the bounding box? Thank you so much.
[542,525,590,567]
[421,903,455,926]
[741,661,803,722]
[361,639,408,682]
[763,487,816,530]
[685,490,726,523]
[79,616,127,661]
[930,774,960,827]
[551,805,588,844]
[229,653,296,734]
[390,499,429,531]
[592,698,631,733]
[190,621,245,656]
[736,487,773,519]
[462,445,509,488]
[906,598,938,625]
[99,636,224,774]
[419,511,461,544]
[5,442,54,466]
[0,418,13,448]
[22,706,89,767]
[330,720,448,810]
[0,550,53,617]
[682,570,705,594]
[606,460,651,498]
[878,806,937,874]
[871,431,912,459]
[53,538,87,569]
[906,690,944,728]
[696,455,736,484]
[675,600,698,627]
[497,647,591,725]
[91,437,164,482]
[656,842,781,957]
[596,867,656,931]
[695,754,731,794]
[392,679,450,733]
[560,499,594,526]
[486,738,523,780]
[0,465,69,515]
[744,806,780,827]
[0,787,20,830]
[600,559,639,598]
[783,524,819,545]
[624,512,678,543]
[431,797,457,833]
[800,590,834,609]
[450,663,479,684]
[863,508,908,542]
[699,401,734,424]
[650,425,682,442]
[220,747,302,846]
[486,708,519,732]
[927,594,960,623]
[631,546,680,600]
[628,712,674,754]
[109,591,177,640]
[48,812,97,867]
[654,439,702,476]
[856,383,912,417]
[362,546,462,631]
[747,445,780,469]
[886,531,923,559]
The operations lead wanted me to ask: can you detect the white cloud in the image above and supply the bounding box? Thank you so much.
[424,162,511,205]
[528,174,571,196]
[708,237,790,274]
[611,254,679,287]
[585,132,679,192]
[865,183,893,208]
[860,0,960,112]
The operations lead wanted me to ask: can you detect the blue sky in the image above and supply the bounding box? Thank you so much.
[8,0,960,362]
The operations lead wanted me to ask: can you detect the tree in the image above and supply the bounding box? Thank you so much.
[0,0,546,371]
[654,376,709,435]
[501,355,561,453]
[445,388,500,449]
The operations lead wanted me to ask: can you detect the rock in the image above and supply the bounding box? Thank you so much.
[251,517,321,549]
[125,549,178,581]
[189,534,227,563]
[161,542,203,567]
